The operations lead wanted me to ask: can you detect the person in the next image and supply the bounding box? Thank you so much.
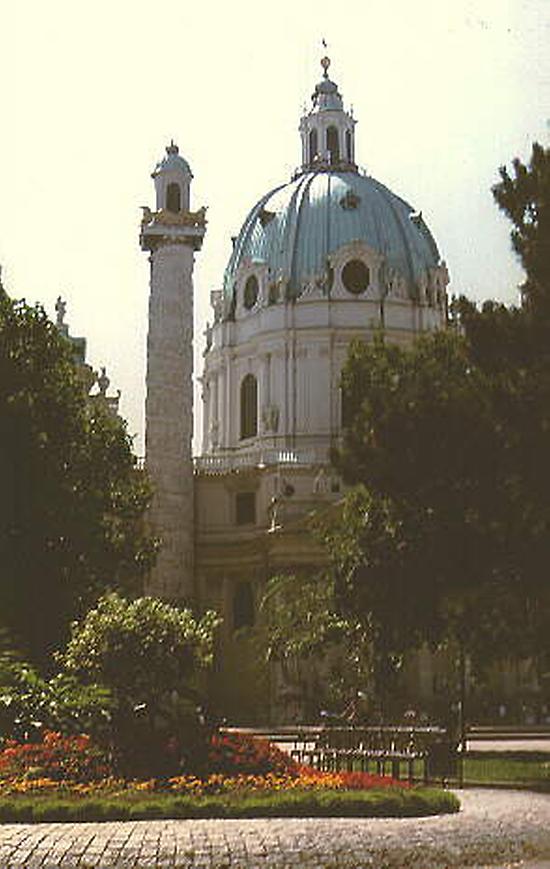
[403,707,417,724]
[340,695,358,723]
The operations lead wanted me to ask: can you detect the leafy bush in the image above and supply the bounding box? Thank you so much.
[59,593,221,776]
[0,657,112,743]
[208,732,301,776]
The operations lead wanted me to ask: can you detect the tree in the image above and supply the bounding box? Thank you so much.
[0,293,157,667]
[492,142,550,317]
[334,327,550,670]
[259,570,372,718]
[329,144,550,681]
[60,592,220,774]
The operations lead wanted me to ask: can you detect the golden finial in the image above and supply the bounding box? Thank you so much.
[321,38,330,78]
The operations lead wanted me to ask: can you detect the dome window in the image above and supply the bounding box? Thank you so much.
[341,386,353,429]
[243,275,259,309]
[342,259,370,295]
[240,374,258,439]
[326,126,340,163]
[166,182,181,213]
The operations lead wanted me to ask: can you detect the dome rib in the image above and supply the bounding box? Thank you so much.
[288,173,319,297]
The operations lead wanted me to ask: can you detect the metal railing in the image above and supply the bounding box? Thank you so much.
[286,726,459,784]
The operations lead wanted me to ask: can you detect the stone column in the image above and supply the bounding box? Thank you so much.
[141,202,206,601]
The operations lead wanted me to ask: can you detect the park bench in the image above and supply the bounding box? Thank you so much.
[288,725,460,783]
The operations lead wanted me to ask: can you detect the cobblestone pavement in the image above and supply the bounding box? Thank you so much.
[0,789,548,869]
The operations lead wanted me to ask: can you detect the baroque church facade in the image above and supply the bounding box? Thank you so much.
[140,59,450,722]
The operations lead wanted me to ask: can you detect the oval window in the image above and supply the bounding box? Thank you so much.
[244,275,259,309]
[342,259,370,294]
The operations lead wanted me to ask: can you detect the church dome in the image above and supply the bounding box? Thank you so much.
[223,169,441,304]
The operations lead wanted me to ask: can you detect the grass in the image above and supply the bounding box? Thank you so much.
[337,752,550,789]
[0,787,459,823]
[463,753,550,787]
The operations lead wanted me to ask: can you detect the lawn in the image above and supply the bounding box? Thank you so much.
[463,753,550,787]
[0,732,460,821]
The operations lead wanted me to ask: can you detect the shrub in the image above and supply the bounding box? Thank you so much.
[0,657,112,744]
[59,593,220,777]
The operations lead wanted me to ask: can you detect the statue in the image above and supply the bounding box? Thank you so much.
[152,206,208,228]
[267,496,280,532]
[141,206,153,226]
[97,366,110,396]
[55,296,67,328]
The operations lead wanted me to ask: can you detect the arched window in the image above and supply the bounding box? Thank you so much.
[345,130,352,162]
[243,275,259,309]
[233,581,255,630]
[309,128,318,162]
[341,386,353,429]
[327,127,340,163]
[166,182,181,213]
[240,374,258,439]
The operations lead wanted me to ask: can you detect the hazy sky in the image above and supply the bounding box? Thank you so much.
[1,0,548,453]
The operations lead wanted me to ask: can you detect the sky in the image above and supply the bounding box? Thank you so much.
[1,0,548,454]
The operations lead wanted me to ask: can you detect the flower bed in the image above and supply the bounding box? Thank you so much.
[0,769,410,798]
[208,731,300,775]
[0,732,110,782]
[0,731,460,821]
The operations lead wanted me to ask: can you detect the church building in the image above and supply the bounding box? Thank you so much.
[140,58,450,722]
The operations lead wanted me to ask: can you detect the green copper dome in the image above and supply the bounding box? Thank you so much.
[223,169,441,306]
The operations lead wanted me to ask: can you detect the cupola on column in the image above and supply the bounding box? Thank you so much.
[140,142,206,601]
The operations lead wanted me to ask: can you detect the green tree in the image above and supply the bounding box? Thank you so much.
[259,570,372,718]
[59,592,220,774]
[335,328,550,669]
[0,293,156,667]
[330,144,550,680]
[492,142,550,316]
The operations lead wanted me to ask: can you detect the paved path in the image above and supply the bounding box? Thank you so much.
[0,789,548,868]
[467,738,550,753]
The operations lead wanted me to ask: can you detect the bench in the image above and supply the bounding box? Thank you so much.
[289,726,460,783]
